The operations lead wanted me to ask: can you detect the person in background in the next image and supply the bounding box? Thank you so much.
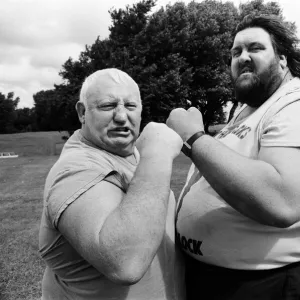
[39,68,185,300]
[167,15,300,300]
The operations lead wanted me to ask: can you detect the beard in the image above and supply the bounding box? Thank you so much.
[233,58,283,107]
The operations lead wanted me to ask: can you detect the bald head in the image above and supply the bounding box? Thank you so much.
[76,68,142,157]
[79,68,141,107]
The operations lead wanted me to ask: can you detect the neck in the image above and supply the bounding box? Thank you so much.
[125,151,138,164]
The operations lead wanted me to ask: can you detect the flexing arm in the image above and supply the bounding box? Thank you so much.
[58,123,182,284]
[167,107,300,228]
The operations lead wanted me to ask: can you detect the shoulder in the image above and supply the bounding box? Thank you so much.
[260,80,300,131]
[44,150,122,230]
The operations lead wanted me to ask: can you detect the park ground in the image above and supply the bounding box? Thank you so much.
[0,131,191,300]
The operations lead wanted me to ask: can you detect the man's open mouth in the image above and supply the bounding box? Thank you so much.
[240,67,253,75]
[112,127,130,133]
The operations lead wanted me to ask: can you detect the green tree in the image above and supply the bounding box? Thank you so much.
[0,92,19,133]
[109,0,156,46]
[14,107,36,132]
[238,0,282,20]
[34,90,70,131]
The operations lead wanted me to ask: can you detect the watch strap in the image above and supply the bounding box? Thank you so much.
[181,131,205,157]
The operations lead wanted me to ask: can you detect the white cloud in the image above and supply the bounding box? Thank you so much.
[0,0,113,108]
[0,57,61,107]
[0,85,35,108]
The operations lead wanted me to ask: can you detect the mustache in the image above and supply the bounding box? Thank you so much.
[237,63,254,76]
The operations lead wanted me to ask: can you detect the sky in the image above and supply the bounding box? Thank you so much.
[1,0,299,108]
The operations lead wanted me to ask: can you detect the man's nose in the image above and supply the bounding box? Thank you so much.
[239,49,251,63]
[114,104,127,123]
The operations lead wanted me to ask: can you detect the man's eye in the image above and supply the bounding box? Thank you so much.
[99,104,115,110]
[250,46,263,52]
[126,104,137,109]
[232,51,240,58]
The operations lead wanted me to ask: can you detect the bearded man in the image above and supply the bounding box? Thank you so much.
[167,15,300,300]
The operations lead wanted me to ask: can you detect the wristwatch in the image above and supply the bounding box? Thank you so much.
[181,131,205,157]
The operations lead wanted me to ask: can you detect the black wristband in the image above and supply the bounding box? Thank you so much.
[181,131,205,157]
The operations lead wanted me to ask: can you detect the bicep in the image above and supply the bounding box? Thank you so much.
[58,180,124,271]
[258,146,300,210]
[257,101,300,218]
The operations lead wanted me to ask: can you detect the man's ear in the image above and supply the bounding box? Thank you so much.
[76,102,86,124]
[279,54,287,69]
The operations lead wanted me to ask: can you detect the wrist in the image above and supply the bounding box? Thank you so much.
[139,150,175,162]
[139,154,174,173]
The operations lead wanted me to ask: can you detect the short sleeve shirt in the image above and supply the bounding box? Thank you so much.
[39,130,185,300]
[176,78,300,270]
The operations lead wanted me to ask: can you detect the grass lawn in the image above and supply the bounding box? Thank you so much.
[0,132,191,300]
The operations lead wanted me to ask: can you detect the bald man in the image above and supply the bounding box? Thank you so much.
[38,69,185,300]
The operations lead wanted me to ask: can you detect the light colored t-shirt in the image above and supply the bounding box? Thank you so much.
[176,78,300,270]
[39,130,185,300]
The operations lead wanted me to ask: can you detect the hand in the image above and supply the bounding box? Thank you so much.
[166,107,204,141]
[136,122,183,160]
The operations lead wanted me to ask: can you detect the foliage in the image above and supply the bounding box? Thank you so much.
[0,92,37,133]
[238,0,282,20]
[14,107,36,132]
[34,90,62,131]
[0,92,19,133]
[33,87,81,132]
[109,0,157,46]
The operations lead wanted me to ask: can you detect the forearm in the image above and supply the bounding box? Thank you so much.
[191,134,289,227]
[98,155,173,283]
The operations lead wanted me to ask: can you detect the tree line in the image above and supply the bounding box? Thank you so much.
[0,0,295,134]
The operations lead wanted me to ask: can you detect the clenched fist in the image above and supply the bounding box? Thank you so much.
[136,122,183,160]
[166,107,204,141]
